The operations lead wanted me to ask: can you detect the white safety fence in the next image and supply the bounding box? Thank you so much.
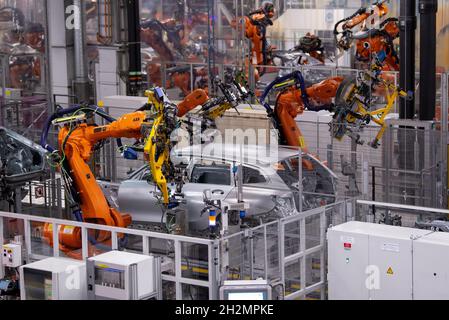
[0,198,356,300]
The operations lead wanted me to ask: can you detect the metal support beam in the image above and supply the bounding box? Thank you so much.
[399,0,418,206]
[399,0,417,119]
[207,0,216,96]
[126,0,142,96]
[419,0,438,121]
[73,0,90,103]
[47,0,72,105]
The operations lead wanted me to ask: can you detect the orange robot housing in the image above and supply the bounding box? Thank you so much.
[335,1,399,71]
[42,92,209,257]
[232,2,276,81]
[355,19,400,71]
[43,111,147,255]
[275,77,343,153]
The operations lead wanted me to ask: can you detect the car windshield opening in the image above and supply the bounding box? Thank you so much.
[191,164,231,185]
[275,156,310,186]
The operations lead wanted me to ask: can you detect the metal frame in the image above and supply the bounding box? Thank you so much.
[0,197,355,300]
[217,199,352,300]
[357,199,449,216]
[0,210,219,300]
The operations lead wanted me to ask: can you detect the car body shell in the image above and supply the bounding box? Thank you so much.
[100,144,338,232]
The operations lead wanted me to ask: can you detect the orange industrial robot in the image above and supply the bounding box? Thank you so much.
[334,0,399,71]
[259,71,343,154]
[40,90,208,257]
[232,2,276,82]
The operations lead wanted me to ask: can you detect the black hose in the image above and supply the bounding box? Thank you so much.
[40,105,122,153]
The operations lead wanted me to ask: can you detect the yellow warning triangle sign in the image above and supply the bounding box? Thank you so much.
[387,267,394,275]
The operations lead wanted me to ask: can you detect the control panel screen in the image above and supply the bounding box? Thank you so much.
[227,291,266,300]
[94,266,125,290]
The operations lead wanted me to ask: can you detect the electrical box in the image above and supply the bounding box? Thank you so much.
[19,257,86,300]
[413,232,449,300]
[327,221,430,300]
[2,244,22,268]
[87,251,157,300]
[220,280,272,300]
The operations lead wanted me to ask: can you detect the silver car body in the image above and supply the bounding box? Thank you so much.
[102,144,338,232]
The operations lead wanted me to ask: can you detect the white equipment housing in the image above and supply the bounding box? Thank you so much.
[19,257,87,300]
[328,221,449,300]
[87,251,157,300]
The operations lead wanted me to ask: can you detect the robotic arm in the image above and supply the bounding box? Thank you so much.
[336,0,389,34]
[334,0,399,71]
[331,58,410,148]
[141,19,179,63]
[178,77,253,141]
[143,87,186,206]
[41,106,151,252]
[232,2,275,79]
[259,71,343,152]
[39,89,205,254]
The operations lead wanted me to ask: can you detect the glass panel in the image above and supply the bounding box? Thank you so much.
[86,228,112,259]
[120,234,143,254]
[326,202,346,228]
[0,0,49,136]
[162,280,176,300]
[30,221,52,257]
[266,223,280,280]
[306,289,322,301]
[181,283,209,300]
[225,232,248,281]
[181,242,209,281]
[3,217,24,243]
[252,227,267,280]
[305,214,321,250]
[284,220,301,257]
[305,251,321,287]
[146,238,175,276]
[284,258,302,296]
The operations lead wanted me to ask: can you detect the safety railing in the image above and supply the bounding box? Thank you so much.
[217,198,353,300]
[355,199,449,228]
[0,210,220,300]
[280,199,351,300]
[0,197,357,300]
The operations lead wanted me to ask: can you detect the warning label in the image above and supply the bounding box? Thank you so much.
[387,267,394,275]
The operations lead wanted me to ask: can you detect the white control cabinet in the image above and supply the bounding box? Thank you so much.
[328,221,430,300]
[87,251,157,300]
[19,257,87,300]
[413,232,449,300]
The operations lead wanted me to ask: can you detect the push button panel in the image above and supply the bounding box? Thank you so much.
[1,244,22,268]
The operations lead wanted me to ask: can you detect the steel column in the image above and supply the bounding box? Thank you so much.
[419,0,438,120]
[399,0,417,119]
